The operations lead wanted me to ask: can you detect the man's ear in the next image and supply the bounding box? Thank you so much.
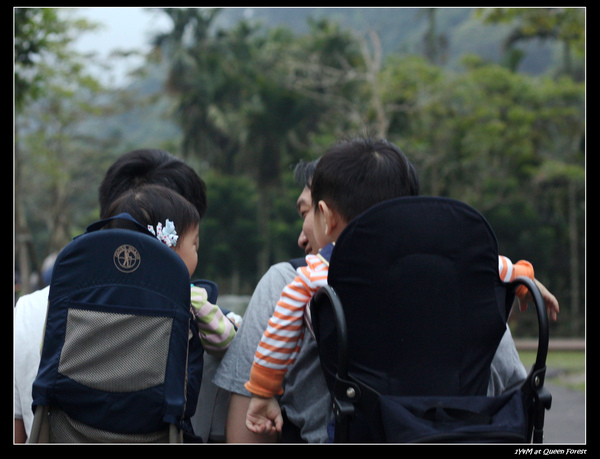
[318,200,339,236]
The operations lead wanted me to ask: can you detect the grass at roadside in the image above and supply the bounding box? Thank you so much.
[518,350,585,392]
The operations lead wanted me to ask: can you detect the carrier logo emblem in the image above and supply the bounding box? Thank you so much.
[113,245,141,273]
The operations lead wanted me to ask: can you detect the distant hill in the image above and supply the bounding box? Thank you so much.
[215,7,559,76]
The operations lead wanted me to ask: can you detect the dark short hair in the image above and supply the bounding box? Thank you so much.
[311,137,420,223]
[104,184,200,239]
[98,149,207,220]
[293,158,320,189]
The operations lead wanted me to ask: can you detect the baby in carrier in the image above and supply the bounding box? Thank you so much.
[104,183,238,354]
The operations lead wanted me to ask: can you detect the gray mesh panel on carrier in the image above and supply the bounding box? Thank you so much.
[58,308,173,392]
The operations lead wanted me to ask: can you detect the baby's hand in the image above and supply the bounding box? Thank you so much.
[245,395,283,435]
[226,311,243,327]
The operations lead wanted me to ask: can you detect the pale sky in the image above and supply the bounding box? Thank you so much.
[71,7,172,87]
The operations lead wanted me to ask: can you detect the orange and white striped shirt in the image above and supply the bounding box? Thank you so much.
[245,249,534,399]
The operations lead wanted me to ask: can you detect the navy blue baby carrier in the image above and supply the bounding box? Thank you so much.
[311,197,551,443]
[30,213,213,443]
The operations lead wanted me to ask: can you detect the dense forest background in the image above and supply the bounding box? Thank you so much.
[14,7,585,337]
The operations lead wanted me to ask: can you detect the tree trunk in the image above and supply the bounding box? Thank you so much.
[15,201,33,296]
[14,136,37,296]
[568,179,580,335]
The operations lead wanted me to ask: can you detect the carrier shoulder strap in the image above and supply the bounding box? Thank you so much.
[288,257,307,270]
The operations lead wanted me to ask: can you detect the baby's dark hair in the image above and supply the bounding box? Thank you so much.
[104,184,200,240]
[311,136,420,223]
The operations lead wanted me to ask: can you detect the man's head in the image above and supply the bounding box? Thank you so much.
[310,137,419,246]
[98,149,208,220]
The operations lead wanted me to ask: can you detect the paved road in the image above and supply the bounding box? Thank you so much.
[542,383,586,444]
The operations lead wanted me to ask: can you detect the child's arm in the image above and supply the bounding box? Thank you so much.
[245,255,328,398]
[517,278,560,322]
[498,256,559,321]
[191,286,236,355]
[242,271,311,434]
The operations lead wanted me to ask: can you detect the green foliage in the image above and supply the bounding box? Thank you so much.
[196,171,260,291]
[14,8,100,109]
[476,7,585,76]
[15,8,585,337]
[195,169,304,292]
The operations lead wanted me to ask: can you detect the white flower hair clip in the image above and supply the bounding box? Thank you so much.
[148,219,179,248]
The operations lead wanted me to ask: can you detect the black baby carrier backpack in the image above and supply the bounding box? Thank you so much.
[30,213,210,443]
[311,197,552,443]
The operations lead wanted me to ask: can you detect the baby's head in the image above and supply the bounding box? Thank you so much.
[310,137,419,246]
[105,184,200,276]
